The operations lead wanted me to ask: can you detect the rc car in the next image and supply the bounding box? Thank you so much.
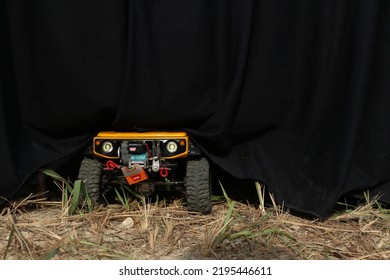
[78,131,212,214]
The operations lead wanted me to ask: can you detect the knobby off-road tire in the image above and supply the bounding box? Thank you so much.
[77,158,102,203]
[185,158,212,214]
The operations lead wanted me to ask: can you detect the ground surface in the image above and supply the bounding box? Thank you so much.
[1,187,389,260]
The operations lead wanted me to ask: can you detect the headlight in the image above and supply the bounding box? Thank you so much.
[166,141,178,153]
[102,141,114,153]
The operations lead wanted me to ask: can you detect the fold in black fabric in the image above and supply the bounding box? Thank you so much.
[1,0,389,218]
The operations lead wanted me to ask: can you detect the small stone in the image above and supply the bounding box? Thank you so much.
[120,217,134,229]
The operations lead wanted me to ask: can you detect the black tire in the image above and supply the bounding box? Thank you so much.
[78,158,102,203]
[185,158,212,214]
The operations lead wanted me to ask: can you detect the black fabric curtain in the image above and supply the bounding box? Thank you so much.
[1,0,389,218]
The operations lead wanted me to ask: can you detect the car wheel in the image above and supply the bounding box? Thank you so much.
[78,157,102,203]
[185,158,212,214]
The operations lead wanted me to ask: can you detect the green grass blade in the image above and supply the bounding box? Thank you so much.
[125,185,144,201]
[255,181,265,210]
[3,224,15,260]
[77,179,93,212]
[217,180,235,243]
[218,180,235,222]
[42,169,73,193]
[41,169,65,181]
[114,188,126,206]
[229,230,253,239]
[69,180,81,215]
[219,180,232,204]
[39,247,59,260]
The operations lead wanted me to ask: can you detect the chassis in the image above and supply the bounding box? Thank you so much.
[78,131,212,214]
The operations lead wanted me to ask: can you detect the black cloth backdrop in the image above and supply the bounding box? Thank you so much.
[1,0,389,218]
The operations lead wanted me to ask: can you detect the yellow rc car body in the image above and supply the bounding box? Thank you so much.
[78,131,212,214]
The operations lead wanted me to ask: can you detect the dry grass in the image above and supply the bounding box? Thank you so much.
[0,189,389,260]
